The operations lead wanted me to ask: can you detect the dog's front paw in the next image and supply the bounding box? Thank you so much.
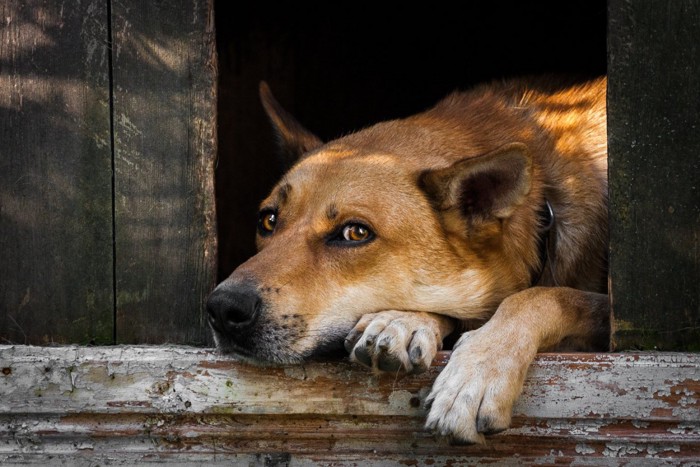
[425,324,537,444]
[344,310,453,374]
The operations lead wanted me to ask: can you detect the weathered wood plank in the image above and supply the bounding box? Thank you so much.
[1,346,698,464]
[608,0,700,350]
[0,0,114,344]
[111,0,217,344]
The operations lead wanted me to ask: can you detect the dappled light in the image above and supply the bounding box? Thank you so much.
[0,1,217,345]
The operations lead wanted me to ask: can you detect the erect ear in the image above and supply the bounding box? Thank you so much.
[419,143,533,221]
[259,81,323,163]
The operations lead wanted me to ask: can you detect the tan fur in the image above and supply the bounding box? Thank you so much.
[207,77,610,443]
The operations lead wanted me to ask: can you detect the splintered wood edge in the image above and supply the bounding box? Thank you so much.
[1,346,698,463]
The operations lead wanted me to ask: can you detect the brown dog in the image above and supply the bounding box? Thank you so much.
[207,77,610,444]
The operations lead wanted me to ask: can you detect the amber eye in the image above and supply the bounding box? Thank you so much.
[257,210,277,236]
[341,224,371,242]
[327,222,375,247]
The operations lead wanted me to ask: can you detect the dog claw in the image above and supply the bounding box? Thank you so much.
[377,354,402,372]
[448,436,477,447]
[347,310,449,375]
[377,335,392,351]
[343,336,357,354]
[477,415,507,435]
[409,345,423,364]
[353,345,372,367]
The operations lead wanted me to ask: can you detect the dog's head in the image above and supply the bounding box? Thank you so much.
[207,83,539,364]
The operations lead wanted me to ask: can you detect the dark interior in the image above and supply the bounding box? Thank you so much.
[214,2,607,280]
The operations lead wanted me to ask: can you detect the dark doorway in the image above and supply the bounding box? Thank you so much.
[214,2,607,279]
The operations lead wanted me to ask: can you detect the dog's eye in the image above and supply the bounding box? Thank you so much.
[342,224,369,242]
[339,223,373,243]
[258,210,277,236]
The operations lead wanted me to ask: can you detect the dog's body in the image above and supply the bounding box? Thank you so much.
[207,77,610,444]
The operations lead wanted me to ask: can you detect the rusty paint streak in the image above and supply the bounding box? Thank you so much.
[650,408,675,417]
[1,346,699,462]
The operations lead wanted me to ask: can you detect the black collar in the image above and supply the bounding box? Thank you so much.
[530,200,555,286]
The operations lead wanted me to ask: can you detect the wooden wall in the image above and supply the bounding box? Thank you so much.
[110,1,217,344]
[608,0,700,350]
[0,0,217,345]
[0,1,114,344]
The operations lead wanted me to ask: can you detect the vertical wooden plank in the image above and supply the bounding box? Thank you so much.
[0,1,113,344]
[608,1,700,350]
[111,0,217,344]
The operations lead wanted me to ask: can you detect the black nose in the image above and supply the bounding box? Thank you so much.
[206,281,262,335]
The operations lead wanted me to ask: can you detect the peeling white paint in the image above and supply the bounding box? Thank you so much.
[576,443,597,455]
[667,423,700,435]
[1,347,699,464]
[603,442,681,458]
[632,420,650,429]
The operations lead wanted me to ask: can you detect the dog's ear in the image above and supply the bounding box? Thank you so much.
[259,81,323,163]
[419,143,532,221]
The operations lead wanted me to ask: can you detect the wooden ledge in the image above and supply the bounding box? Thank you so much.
[1,346,698,465]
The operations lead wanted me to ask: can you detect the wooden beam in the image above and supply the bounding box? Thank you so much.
[1,346,698,464]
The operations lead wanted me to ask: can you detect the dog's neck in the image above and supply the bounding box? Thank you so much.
[530,200,555,286]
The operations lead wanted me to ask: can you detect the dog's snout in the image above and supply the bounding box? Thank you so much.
[206,282,261,335]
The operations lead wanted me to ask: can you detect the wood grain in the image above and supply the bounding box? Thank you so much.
[111,0,218,345]
[0,0,114,344]
[608,0,700,350]
[1,347,698,464]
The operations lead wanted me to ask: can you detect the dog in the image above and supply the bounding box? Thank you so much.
[207,77,610,444]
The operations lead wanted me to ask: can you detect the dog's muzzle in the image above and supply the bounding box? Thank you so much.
[206,281,262,338]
